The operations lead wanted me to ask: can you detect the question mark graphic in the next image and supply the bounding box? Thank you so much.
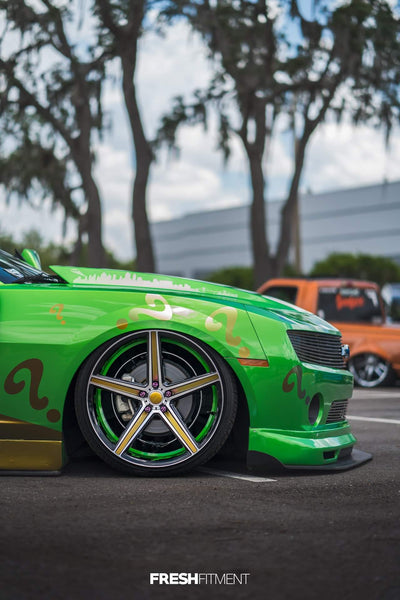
[4,358,61,423]
[205,307,250,358]
[282,365,312,405]
[129,294,173,322]
[50,303,66,325]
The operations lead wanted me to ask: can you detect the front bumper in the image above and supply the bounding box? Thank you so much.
[247,424,372,471]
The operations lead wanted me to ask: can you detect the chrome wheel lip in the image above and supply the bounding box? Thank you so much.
[84,330,224,469]
[349,353,390,388]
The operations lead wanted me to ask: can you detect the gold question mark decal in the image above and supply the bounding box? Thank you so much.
[50,304,66,325]
[4,359,61,423]
[205,307,250,358]
[128,294,173,322]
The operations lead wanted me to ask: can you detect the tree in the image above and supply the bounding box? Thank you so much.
[204,261,301,290]
[206,266,254,290]
[0,129,81,238]
[94,0,160,273]
[0,0,109,266]
[0,226,136,271]
[0,227,71,267]
[160,0,400,287]
[310,253,400,288]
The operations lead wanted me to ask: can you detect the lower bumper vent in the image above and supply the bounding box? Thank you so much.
[326,400,348,423]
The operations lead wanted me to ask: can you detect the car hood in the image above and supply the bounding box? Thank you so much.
[50,265,338,333]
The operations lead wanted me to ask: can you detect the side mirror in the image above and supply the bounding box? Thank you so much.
[21,249,42,270]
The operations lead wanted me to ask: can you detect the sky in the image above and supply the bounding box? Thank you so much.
[1,12,400,261]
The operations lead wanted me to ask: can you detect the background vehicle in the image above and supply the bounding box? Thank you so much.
[0,250,370,475]
[258,278,400,388]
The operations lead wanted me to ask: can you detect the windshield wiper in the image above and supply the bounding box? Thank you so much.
[15,274,61,284]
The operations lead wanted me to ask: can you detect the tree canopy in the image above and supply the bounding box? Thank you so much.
[310,252,400,287]
[1,0,399,278]
[159,0,400,285]
[0,0,109,266]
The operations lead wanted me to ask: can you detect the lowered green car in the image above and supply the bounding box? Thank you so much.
[0,249,371,475]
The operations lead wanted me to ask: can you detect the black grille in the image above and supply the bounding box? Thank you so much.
[326,400,348,423]
[287,330,345,369]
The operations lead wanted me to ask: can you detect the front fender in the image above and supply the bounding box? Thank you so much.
[0,286,266,431]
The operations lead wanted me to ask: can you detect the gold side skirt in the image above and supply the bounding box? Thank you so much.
[0,415,63,471]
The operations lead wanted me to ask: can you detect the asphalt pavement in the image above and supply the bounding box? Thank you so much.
[0,388,399,600]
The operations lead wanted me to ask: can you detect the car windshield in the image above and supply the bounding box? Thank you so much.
[0,249,50,284]
[317,286,384,323]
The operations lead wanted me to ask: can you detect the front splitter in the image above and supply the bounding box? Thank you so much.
[283,448,373,471]
[247,448,372,473]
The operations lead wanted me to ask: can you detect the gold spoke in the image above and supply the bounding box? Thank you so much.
[90,374,144,401]
[160,407,199,455]
[114,409,152,456]
[148,331,162,386]
[168,372,220,400]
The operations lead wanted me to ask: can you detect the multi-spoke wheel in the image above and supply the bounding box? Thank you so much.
[75,330,237,475]
[349,353,395,388]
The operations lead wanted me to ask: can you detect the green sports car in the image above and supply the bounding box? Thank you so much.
[0,248,371,475]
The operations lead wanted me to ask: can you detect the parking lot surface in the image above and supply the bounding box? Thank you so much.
[1,388,399,600]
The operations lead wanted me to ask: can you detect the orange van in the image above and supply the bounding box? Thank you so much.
[258,278,400,388]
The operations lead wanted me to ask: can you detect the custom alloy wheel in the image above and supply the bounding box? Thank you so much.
[75,330,237,475]
[349,353,394,388]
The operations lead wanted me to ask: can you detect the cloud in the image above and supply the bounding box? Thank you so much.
[149,153,244,221]
[303,121,400,193]
[136,22,211,136]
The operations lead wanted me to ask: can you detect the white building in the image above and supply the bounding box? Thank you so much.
[152,180,400,279]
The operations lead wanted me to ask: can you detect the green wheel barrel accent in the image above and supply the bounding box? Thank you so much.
[94,389,118,443]
[94,339,145,444]
[75,330,238,475]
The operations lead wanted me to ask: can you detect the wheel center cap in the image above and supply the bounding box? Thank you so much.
[149,390,163,405]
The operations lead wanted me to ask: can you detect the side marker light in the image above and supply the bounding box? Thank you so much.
[237,358,270,367]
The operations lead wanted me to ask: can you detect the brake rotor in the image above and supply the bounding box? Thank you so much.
[113,359,194,435]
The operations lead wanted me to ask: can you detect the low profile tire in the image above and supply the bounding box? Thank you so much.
[75,330,238,476]
[349,353,395,388]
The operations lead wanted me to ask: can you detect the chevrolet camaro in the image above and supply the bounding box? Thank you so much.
[0,249,371,475]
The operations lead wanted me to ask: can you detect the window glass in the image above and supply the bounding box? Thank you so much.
[264,286,298,305]
[0,250,44,284]
[382,284,400,322]
[317,286,383,323]
[389,297,400,322]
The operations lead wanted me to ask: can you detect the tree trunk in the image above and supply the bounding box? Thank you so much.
[238,100,275,289]
[69,74,106,268]
[121,55,155,273]
[246,146,273,288]
[273,88,337,277]
[71,139,105,268]
[82,171,105,268]
[70,216,84,266]
[274,128,310,277]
